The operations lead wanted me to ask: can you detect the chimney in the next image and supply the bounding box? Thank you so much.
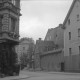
[39,38,42,41]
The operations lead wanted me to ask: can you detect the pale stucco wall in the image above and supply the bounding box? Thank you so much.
[64,1,80,56]
[64,1,80,72]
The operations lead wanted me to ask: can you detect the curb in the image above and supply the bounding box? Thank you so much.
[46,71,80,75]
[0,75,29,80]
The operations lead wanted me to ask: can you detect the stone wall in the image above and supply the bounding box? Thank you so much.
[64,54,80,72]
[40,49,64,71]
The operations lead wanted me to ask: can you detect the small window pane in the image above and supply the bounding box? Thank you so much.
[23,47,25,50]
[69,48,72,55]
[78,29,80,37]
[11,18,16,32]
[77,14,79,18]
[79,46,80,55]
[69,32,71,40]
[77,14,79,21]
[0,15,3,31]
[68,19,70,25]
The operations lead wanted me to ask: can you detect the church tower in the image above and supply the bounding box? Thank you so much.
[0,0,21,75]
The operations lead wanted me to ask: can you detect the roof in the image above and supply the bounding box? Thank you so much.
[63,0,79,28]
[19,37,34,43]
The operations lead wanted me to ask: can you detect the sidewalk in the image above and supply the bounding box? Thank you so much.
[48,71,80,75]
[0,73,29,80]
[27,68,80,75]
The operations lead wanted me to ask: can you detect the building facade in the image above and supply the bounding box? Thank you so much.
[16,38,31,56]
[40,49,64,71]
[45,24,64,48]
[63,0,80,72]
[34,38,55,69]
[0,0,21,75]
[35,38,55,54]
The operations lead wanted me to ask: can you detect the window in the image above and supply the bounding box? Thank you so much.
[11,0,16,5]
[77,14,79,18]
[77,14,79,21]
[0,15,3,31]
[79,46,80,55]
[56,34,57,37]
[23,47,25,50]
[78,28,80,37]
[69,32,71,40]
[11,17,16,32]
[69,48,72,55]
[68,19,70,25]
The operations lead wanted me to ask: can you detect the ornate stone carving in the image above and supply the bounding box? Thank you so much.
[8,32,19,39]
[0,15,2,31]
[2,14,9,31]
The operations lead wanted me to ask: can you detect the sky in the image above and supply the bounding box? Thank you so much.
[20,0,73,41]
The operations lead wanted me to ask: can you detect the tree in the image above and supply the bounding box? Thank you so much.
[20,53,29,69]
[19,37,35,69]
[27,42,35,68]
[0,44,19,76]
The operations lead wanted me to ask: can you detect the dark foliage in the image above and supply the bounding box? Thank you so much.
[0,44,20,76]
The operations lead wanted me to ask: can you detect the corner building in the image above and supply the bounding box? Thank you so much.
[63,0,80,72]
[0,0,21,75]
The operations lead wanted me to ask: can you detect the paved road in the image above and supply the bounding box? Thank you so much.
[20,70,80,80]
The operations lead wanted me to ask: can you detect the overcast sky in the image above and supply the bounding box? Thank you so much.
[20,0,73,41]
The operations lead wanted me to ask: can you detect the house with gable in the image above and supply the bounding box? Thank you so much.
[63,0,80,72]
[34,24,64,71]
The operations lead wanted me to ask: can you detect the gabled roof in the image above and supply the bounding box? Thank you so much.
[63,0,80,28]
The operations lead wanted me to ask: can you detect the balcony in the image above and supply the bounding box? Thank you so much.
[0,3,4,8]
[0,2,20,15]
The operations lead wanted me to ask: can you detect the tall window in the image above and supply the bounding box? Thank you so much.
[78,28,80,37]
[69,32,71,40]
[11,18,16,32]
[0,15,3,31]
[77,14,79,21]
[68,19,70,25]
[23,47,25,50]
[69,48,72,56]
[77,14,79,18]
[79,46,80,55]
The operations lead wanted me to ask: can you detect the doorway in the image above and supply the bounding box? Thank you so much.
[61,62,64,71]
